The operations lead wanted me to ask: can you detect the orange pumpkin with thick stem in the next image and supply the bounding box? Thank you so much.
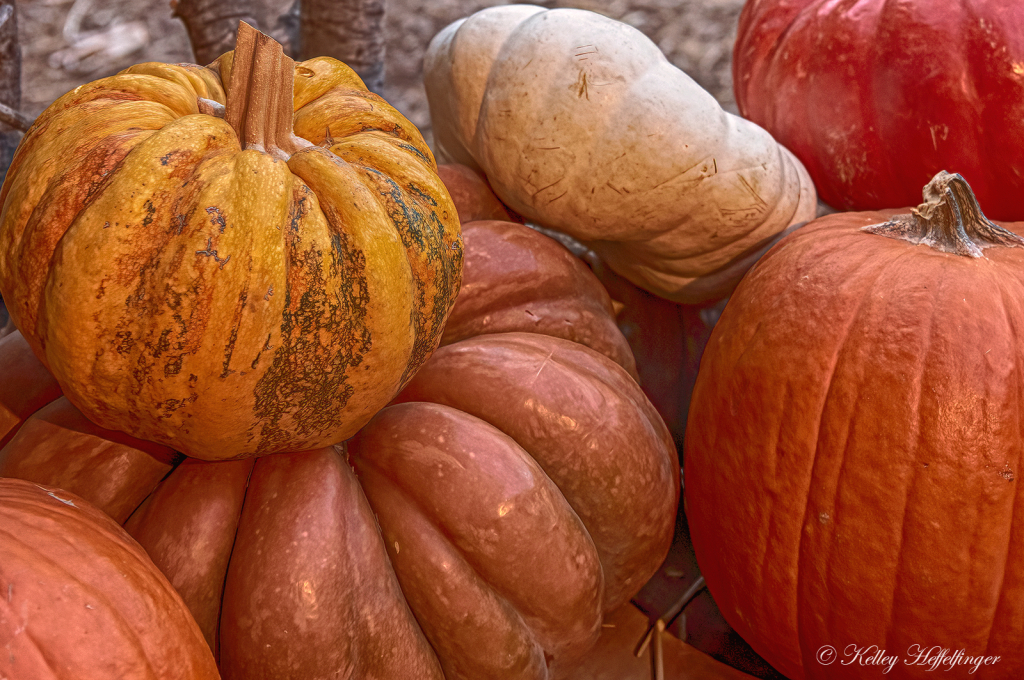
[0,477,220,680]
[0,219,679,680]
[686,172,1024,680]
[0,23,461,461]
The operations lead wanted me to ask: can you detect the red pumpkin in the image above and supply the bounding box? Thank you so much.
[0,219,678,680]
[734,0,1024,220]
[685,173,1024,679]
[0,477,219,680]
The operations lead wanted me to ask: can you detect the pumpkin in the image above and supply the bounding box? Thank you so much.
[685,172,1024,679]
[733,0,1024,220]
[423,4,816,304]
[586,257,722,447]
[0,477,220,680]
[0,23,462,461]
[0,218,679,680]
[437,163,522,224]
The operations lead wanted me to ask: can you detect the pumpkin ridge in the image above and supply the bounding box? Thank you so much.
[966,277,1023,660]
[358,462,547,677]
[800,238,937,666]
[352,434,575,676]
[1,112,166,323]
[19,133,145,340]
[981,294,1020,661]
[351,404,604,649]
[121,62,210,101]
[349,164,460,385]
[211,457,255,660]
[250,228,368,453]
[356,449,536,604]
[40,119,245,435]
[875,247,949,655]
[746,234,900,672]
[295,87,432,162]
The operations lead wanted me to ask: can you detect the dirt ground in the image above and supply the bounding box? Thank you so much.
[15,0,745,149]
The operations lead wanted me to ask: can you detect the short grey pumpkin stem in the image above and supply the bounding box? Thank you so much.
[863,171,1024,257]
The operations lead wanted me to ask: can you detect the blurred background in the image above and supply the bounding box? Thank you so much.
[17,0,744,149]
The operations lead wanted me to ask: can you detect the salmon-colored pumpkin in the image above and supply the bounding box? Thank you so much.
[0,477,220,680]
[437,163,522,224]
[0,220,679,680]
[685,172,1024,679]
[0,24,462,461]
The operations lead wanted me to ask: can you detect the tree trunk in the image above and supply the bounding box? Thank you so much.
[0,1,21,184]
[172,0,300,65]
[300,0,385,94]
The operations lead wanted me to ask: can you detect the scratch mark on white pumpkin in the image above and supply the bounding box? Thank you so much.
[572,70,590,99]
[533,178,564,198]
[651,156,720,191]
[736,174,768,212]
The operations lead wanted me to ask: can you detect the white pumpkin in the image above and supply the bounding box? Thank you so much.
[425,5,816,304]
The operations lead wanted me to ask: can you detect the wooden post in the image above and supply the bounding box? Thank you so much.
[172,0,300,64]
[0,1,21,185]
[300,0,385,93]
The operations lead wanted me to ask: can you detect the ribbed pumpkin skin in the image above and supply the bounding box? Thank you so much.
[0,54,462,460]
[685,210,1024,679]
[441,219,637,377]
[733,0,1024,220]
[0,478,220,680]
[0,221,679,680]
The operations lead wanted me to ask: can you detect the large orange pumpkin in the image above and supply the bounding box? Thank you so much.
[0,24,462,461]
[0,218,679,680]
[0,477,220,679]
[685,172,1024,679]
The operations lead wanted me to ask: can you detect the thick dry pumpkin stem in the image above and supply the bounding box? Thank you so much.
[224,22,311,161]
[863,171,1024,257]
